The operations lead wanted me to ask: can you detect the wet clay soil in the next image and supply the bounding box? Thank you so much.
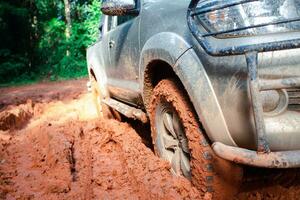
[0,80,300,200]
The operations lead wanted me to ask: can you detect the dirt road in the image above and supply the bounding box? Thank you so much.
[0,80,300,200]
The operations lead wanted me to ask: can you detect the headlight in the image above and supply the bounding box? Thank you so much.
[197,0,300,38]
[261,89,288,116]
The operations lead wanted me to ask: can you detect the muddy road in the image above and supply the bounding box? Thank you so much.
[0,79,300,200]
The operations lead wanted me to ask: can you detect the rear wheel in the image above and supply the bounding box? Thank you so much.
[91,77,121,120]
[149,79,242,199]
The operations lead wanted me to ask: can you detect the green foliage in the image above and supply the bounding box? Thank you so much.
[81,0,102,45]
[0,1,31,84]
[0,0,102,85]
[0,49,29,82]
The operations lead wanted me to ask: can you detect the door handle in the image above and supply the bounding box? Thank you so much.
[109,40,115,48]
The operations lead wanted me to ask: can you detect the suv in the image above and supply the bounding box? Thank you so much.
[87,0,300,198]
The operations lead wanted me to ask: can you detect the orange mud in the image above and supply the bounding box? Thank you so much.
[0,79,299,200]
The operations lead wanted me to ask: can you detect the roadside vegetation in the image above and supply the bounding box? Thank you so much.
[0,0,101,86]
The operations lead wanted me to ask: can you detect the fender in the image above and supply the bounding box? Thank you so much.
[174,48,237,146]
[139,32,192,105]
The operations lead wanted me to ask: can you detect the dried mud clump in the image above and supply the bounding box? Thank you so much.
[0,101,33,131]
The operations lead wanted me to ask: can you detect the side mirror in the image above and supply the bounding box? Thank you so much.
[101,0,138,16]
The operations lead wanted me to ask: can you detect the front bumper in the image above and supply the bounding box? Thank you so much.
[213,142,300,168]
[188,0,300,168]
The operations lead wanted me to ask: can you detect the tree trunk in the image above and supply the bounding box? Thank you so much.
[63,0,72,56]
[28,0,38,68]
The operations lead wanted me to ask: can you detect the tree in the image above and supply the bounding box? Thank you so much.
[0,0,102,85]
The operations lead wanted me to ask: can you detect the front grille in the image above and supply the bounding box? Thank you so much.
[287,88,300,111]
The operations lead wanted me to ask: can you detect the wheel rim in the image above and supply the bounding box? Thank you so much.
[157,107,191,179]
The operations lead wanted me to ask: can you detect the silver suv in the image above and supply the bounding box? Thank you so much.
[87,0,300,198]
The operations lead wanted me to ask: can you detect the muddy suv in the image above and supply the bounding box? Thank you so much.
[87,0,300,198]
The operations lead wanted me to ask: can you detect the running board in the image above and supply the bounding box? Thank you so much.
[102,98,148,123]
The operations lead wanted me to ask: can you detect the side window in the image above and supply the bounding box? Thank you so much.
[107,16,115,32]
[102,15,117,35]
[117,15,135,26]
[98,17,104,39]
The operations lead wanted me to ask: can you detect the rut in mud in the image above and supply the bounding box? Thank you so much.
[0,118,201,199]
[0,80,200,199]
[0,79,300,200]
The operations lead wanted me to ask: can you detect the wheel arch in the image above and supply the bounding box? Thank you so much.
[89,68,97,81]
[140,35,237,146]
[139,32,192,109]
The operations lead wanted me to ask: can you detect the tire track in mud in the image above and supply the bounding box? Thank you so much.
[0,134,16,199]
[88,120,201,199]
[66,124,93,200]
[90,130,145,199]
[0,95,201,199]
[76,126,94,200]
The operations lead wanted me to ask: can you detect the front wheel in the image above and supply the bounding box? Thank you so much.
[149,79,242,199]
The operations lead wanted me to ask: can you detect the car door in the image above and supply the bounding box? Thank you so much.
[100,15,117,73]
[106,10,142,106]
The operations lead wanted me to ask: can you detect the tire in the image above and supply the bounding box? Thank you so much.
[149,79,242,199]
[91,77,121,120]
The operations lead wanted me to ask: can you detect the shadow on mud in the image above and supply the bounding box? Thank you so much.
[242,166,300,190]
[122,117,154,152]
